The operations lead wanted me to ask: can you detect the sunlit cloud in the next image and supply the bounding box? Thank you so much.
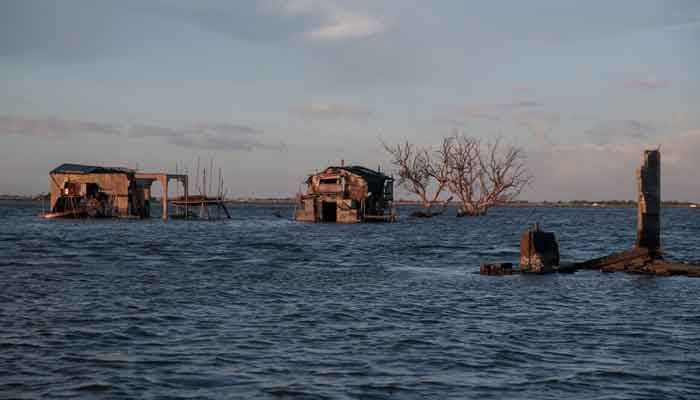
[305,12,386,41]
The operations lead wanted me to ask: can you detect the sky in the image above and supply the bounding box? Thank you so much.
[1,0,699,201]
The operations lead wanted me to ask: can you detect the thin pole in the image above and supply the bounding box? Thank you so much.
[195,157,201,195]
[209,159,214,198]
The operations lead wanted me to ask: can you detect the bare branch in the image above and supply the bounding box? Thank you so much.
[447,134,532,216]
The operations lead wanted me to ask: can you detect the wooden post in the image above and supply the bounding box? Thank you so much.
[162,177,169,220]
[184,176,189,220]
[636,150,660,251]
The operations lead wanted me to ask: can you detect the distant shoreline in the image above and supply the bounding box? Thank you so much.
[2,195,696,208]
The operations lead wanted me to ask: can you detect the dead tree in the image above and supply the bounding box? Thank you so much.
[447,135,531,216]
[382,138,453,216]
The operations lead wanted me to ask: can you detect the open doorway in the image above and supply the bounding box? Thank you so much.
[321,201,337,222]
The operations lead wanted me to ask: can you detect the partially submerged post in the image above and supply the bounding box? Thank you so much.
[636,150,661,252]
[520,224,560,273]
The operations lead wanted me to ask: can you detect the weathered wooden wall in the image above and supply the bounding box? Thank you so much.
[50,173,132,216]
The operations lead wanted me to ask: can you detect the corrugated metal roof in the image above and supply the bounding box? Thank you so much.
[325,165,393,196]
[334,166,391,182]
[50,163,133,175]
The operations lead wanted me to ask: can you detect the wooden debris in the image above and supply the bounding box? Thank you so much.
[480,262,514,275]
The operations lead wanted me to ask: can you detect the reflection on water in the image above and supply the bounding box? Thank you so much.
[1,201,699,399]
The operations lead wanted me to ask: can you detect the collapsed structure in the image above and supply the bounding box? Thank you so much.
[295,165,395,223]
[46,163,187,219]
[481,149,700,277]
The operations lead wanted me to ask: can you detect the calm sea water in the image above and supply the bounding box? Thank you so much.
[1,200,699,399]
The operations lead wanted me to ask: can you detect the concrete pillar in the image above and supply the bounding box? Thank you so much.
[162,178,169,220]
[636,150,661,251]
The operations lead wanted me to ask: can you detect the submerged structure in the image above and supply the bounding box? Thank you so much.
[481,149,700,277]
[295,165,395,223]
[46,163,187,219]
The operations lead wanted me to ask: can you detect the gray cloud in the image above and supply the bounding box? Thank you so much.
[191,122,263,135]
[623,79,671,90]
[128,124,180,138]
[0,1,120,60]
[169,134,285,151]
[292,103,374,120]
[129,121,277,151]
[0,114,280,151]
[586,120,657,144]
[0,115,122,138]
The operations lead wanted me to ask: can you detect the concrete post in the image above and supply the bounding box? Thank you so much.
[162,178,169,220]
[636,150,661,251]
[520,224,560,273]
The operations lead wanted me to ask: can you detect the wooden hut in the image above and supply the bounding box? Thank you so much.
[46,163,187,219]
[295,165,395,223]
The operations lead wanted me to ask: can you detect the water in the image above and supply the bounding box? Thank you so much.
[1,201,699,399]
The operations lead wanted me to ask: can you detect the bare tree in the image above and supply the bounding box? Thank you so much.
[382,138,453,216]
[447,134,531,216]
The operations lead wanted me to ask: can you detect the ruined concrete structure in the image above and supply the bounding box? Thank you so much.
[47,164,187,219]
[295,165,395,223]
[636,150,661,251]
[519,224,560,273]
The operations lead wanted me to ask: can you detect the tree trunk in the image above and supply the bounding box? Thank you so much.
[456,204,488,217]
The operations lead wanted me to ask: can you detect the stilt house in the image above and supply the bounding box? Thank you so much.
[295,165,395,223]
[47,163,187,219]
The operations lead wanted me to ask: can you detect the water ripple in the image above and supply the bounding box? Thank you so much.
[1,201,699,399]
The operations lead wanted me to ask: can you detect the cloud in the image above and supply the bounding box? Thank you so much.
[513,111,561,141]
[623,79,671,90]
[0,115,122,138]
[128,124,180,138]
[496,100,543,109]
[526,129,700,201]
[129,121,277,151]
[191,122,263,135]
[292,103,373,119]
[168,134,285,152]
[0,114,280,151]
[442,100,544,124]
[458,107,502,121]
[305,12,386,41]
[513,85,532,94]
[586,120,657,144]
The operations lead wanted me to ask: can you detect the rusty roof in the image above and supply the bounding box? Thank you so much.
[50,163,133,175]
